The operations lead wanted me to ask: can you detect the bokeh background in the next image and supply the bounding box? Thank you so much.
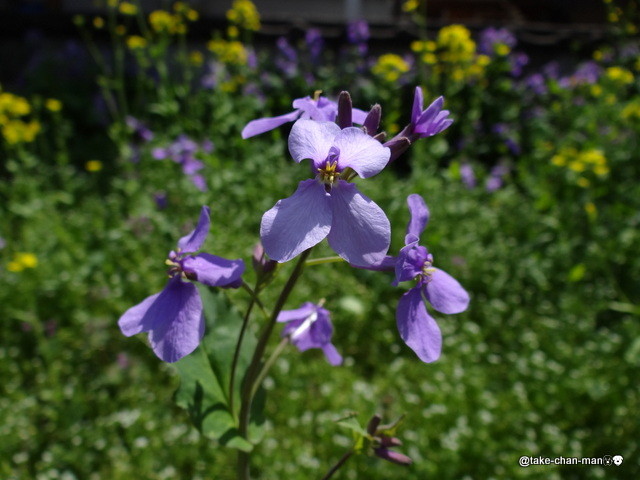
[1,1,639,478]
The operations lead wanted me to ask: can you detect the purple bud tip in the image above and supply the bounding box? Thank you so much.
[374,447,413,466]
[366,414,382,435]
[363,104,382,136]
[337,91,353,129]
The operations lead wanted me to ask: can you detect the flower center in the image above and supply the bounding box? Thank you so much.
[317,160,340,185]
[417,254,436,284]
[165,249,197,281]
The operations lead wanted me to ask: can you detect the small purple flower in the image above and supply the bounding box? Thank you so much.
[347,19,370,45]
[277,302,342,365]
[152,135,211,191]
[305,28,324,63]
[485,164,509,192]
[260,119,391,266]
[126,115,154,142]
[478,27,517,56]
[460,163,476,189]
[524,73,548,95]
[118,206,245,363]
[393,195,469,362]
[385,87,453,163]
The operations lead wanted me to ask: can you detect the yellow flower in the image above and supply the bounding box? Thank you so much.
[590,84,602,97]
[584,202,597,220]
[149,10,182,34]
[45,98,62,112]
[7,252,38,272]
[126,35,147,50]
[118,2,137,15]
[207,39,248,65]
[93,16,105,29]
[2,120,40,144]
[115,25,127,35]
[372,54,410,82]
[421,53,437,64]
[551,154,566,167]
[188,50,204,66]
[226,0,261,31]
[402,0,420,13]
[576,177,590,188]
[605,66,634,85]
[494,43,510,56]
[593,164,609,176]
[85,160,103,172]
[228,25,240,39]
[622,101,640,120]
[437,25,476,64]
[0,93,31,117]
[107,0,119,8]
[568,160,586,173]
[186,9,199,22]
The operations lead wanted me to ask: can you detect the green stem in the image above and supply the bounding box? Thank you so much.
[228,282,256,418]
[241,282,270,320]
[249,338,289,401]
[237,248,313,479]
[320,450,354,480]
[305,256,346,267]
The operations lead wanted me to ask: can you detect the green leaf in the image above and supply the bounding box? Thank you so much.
[173,286,265,451]
[335,412,370,454]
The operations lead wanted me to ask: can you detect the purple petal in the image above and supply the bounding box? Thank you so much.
[293,97,330,121]
[362,105,381,135]
[288,119,341,167]
[277,302,316,323]
[146,278,205,363]
[374,448,413,465]
[396,287,442,363]
[260,179,332,262]
[406,194,430,240]
[352,107,368,125]
[394,243,429,285]
[177,206,210,252]
[332,127,390,178]
[118,291,162,336]
[241,110,301,139]
[321,343,343,366]
[416,96,444,128]
[291,307,332,350]
[181,253,245,288]
[424,268,470,314]
[411,86,424,124]
[327,181,390,266]
[351,254,397,271]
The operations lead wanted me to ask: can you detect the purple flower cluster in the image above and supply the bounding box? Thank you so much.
[152,135,214,191]
[478,27,517,56]
[120,86,468,367]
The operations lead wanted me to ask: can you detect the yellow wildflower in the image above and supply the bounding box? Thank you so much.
[590,84,602,97]
[437,25,476,64]
[576,177,591,188]
[584,202,597,220]
[421,53,437,64]
[605,66,634,85]
[372,54,410,82]
[2,120,40,144]
[93,16,105,29]
[85,160,103,172]
[7,252,38,272]
[551,154,566,167]
[494,43,510,56]
[188,50,204,66]
[45,98,62,112]
[402,0,420,13]
[118,2,137,15]
[149,10,182,34]
[228,25,240,39]
[207,39,248,65]
[568,160,585,173]
[126,35,147,50]
[107,0,119,8]
[226,0,261,31]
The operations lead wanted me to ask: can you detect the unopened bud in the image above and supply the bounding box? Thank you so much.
[252,243,277,275]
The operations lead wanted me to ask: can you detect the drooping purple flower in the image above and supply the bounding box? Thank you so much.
[118,206,245,363]
[389,195,469,362]
[346,19,370,55]
[241,94,367,139]
[385,87,453,163]
[277,302,342,365]
[305,28,324,63]
[275,37,298,78]
[260,119,391,266]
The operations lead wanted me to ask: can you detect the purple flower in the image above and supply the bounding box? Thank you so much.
[392,195,469,362]
[460,163,476,189]
[347,19,369,44]
[485,164,509,192]
[478,27,517,56]
[126,115,154,142]
[260,119,391,266]
[385,87,453,163]
[305,28,324,63]
[241,94,367,139]
[152,135,211,191]
[524,73,548,95]
[118,206,245,363]
[277,302,342,365]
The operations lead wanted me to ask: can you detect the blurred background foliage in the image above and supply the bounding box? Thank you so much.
[1,0,639,478]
